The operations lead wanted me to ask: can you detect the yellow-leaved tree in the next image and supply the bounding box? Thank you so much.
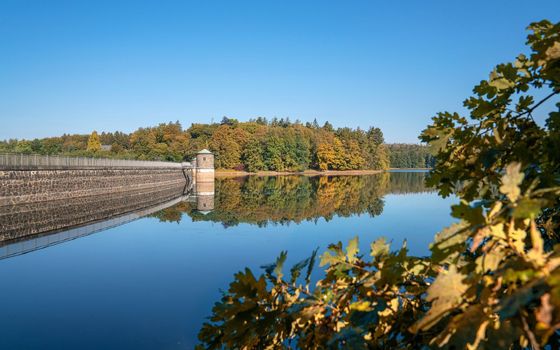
[86,131,101,152]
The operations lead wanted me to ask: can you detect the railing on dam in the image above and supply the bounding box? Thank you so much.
[0,153,185,169]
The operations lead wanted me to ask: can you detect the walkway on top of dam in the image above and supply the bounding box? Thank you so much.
[0,153,194,170]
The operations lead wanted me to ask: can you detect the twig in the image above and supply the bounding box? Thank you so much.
[521,314,541,350]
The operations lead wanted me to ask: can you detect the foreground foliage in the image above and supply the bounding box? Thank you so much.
[197,20,560,349]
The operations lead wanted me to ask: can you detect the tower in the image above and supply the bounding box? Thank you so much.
[195,149,214,212]
[195,149,214,183]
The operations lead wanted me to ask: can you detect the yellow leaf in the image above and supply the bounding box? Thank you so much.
[349,301,372,312]
[490,223,507,240]
[410,265,468,332]
[499,163,524,202]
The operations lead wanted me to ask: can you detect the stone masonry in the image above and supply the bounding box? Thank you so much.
[0,153,214,245]
[0,167,187,243]
[0,168,186,206]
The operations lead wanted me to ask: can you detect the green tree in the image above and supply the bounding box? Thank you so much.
[242,138,265,172]
[263,134,285,171]
[30,139,43,153]
[322,120,334,132]
[294,132,311,170]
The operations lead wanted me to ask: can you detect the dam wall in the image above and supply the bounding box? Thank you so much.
[0,167,188,206]
[0,152,214,245]
[0,154,190,206]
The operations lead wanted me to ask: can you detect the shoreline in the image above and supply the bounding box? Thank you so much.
[215,168,430,177]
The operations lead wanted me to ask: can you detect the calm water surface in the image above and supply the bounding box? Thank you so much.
[0,172,456,349]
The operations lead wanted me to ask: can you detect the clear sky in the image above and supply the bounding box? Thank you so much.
[0,0,558,143]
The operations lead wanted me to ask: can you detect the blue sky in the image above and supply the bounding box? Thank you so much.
[0,0,558,143]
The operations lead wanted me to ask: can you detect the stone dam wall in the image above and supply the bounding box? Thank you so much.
[0,155,205,245]
[0,168,188,206]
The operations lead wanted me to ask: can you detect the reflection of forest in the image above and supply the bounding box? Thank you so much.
[151,172,431,226]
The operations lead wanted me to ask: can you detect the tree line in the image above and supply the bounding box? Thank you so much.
[0,118,431,170]
[387,143,435,168]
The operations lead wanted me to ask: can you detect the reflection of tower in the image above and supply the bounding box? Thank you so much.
[196,181,215,213]
[195,149,215,214]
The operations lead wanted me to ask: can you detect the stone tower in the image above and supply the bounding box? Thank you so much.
[195,149,214,183]
[195,149,215,212]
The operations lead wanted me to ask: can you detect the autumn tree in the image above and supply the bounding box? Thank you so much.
[316,141,336,170]
[14,140,33,154]
[210,125,243,169]
[86,131,101,152]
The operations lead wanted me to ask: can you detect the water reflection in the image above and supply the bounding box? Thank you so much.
[0,171,453,350]
[0,183,187,243]
[152,171,430,227]
[0,172,431,259]
[0,185,188,259]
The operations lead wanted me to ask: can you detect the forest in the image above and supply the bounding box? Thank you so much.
[0,118,431,171]
[387,143,435,168]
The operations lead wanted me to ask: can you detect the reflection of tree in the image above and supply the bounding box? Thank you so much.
[149,201,190,223]
[387,171,431,194]
[152,172,432,227]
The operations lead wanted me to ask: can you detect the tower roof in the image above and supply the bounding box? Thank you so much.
[197,149,212,154]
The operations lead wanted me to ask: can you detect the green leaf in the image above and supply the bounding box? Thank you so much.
[410,265,468,332]
[513,198,542,219]
[475,247,505,273]
[320,242,345,267]
[430,222,469,263]
[489,68,515,90]
[274,251,287,280]
[290,257,310,285]
[421,126,453,153]
[290,248,319,285]
[305,248,318,286]
[261,251,287,281]
[451,202,484,225]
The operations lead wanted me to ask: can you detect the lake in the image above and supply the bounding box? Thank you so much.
[0,171,456,349]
